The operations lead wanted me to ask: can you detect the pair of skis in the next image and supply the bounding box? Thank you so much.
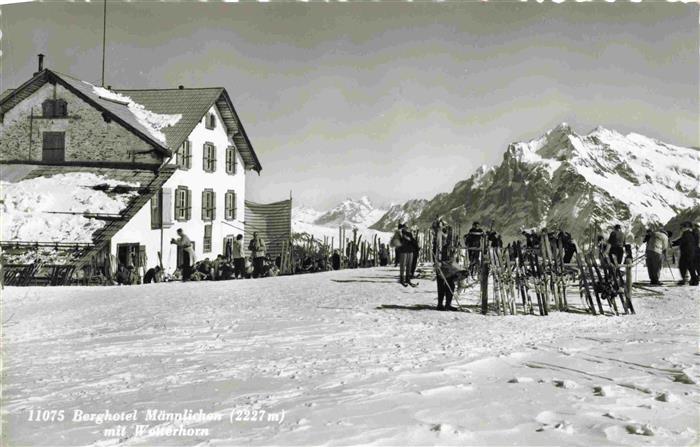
[575,247,635,315]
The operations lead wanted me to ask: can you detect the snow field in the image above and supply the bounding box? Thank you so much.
[1,266,698,446]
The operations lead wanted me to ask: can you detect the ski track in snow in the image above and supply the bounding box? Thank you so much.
[2,267,698,446]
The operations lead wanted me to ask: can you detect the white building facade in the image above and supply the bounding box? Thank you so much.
[112,103,249,273]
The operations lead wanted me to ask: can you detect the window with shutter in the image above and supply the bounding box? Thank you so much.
[205,113,216,130]
[225,190,237,221]
[202,189,216,221]
[175,186,190,222]
[177,140,191,170]
[203,143,216,172]
[41,99,68,118]
[226,146,238,175]
[42,131,65,162]
[203,224,213,253]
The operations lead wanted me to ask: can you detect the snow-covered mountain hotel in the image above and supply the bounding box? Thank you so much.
[0,55,262,283]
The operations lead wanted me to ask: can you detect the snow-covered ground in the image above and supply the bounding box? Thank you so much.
[2,268,698,446]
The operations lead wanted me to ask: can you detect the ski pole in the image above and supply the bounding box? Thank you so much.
[664,256,675,280]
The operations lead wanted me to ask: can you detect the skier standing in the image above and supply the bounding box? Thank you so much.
[672,222,698,285]
[393,223,415,286]
[232,234,245,279]
[248,232,267,279]
[409,225,421,280]
[464,221,484,267]
[644,227,669,286]
[170,228,195,281]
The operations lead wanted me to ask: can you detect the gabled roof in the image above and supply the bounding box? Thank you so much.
[115,87,263,173]
[1,70,173,156]
[1,68,262,172]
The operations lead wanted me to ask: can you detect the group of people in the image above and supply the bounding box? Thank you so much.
[644,221,699,286]
[390,223,420,286]
[114,229,278,285]
[168,229,277,282]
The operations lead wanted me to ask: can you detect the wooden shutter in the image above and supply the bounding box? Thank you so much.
[203,224,213,252]
[185,141,192,169]
[232,190,237,220]
[174,187,183,221]
[150,192,162,230]
[42,132,65,162]
[185,188,192,220]
[211,190,216,220]
[56,99,67,117]
[162,188,173,227]
[42,100,54,118]
[138,245,147,269]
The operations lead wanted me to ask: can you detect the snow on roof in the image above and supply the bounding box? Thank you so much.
[88,84,182,145]
[1,173,140,243]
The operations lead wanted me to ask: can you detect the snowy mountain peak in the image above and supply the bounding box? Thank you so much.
[313,197,387,229]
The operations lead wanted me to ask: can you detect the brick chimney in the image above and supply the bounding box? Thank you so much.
[34,53,45,75]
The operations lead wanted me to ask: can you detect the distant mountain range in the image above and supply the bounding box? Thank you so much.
[292,124,699,244]
[371,123,700,242]
[291,197,392,245]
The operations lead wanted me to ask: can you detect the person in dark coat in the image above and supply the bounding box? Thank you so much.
[248,232,266,278]
[608,224,625,264]
[116,264,132,285]
[409,225,420,280]
[396,224,416,286]
[556,229,577,263]
[464,222,484,267]
[693,223,700,283]
[331,250,341,270]
[143,266,162,284]
[672,222,698,285]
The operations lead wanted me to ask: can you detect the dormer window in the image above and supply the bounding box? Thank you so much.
[205,113,216,130]
[42,99,67,118]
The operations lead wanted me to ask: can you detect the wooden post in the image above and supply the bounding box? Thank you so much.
[480,237,489,314]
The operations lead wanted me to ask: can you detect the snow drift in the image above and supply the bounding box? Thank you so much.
[1,172,139,243]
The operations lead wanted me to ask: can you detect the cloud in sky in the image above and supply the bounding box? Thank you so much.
[2,2,697,209]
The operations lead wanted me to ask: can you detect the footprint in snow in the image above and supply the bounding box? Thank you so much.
[593,385,616,397]
[553,379,578,389]
[671,372,696,385]
[654,391,679,403]
[507,377,534,384]
[625,423,655,436]
[535,421,574,434]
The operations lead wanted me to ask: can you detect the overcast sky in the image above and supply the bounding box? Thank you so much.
[2,2,698,210]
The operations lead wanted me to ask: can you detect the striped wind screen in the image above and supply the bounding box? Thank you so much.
[243,199,292,259]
